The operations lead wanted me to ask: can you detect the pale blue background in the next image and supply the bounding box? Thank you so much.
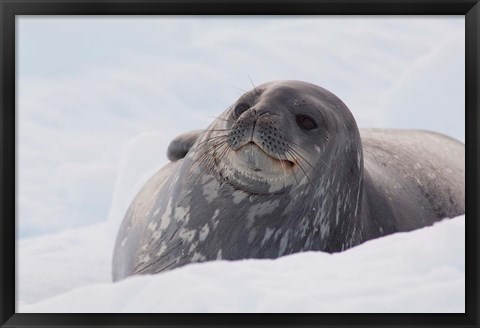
[17,16,465,238]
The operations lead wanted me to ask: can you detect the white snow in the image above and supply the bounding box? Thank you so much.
[17,223,113,305]
[18,215,465,313]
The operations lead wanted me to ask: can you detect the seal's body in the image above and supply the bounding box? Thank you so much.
[112,81,464,281]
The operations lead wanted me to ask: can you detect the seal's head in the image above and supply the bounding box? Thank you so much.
[194,80,362,195]
[112,81,369,281]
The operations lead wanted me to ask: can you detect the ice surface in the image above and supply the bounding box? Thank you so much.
[18,215,464,313]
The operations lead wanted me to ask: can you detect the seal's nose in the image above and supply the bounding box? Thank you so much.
[254,108,276,118]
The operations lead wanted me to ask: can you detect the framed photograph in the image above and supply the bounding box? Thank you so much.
[1,0,478,327]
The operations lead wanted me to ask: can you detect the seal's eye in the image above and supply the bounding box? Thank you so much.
[296,114,317,130]
[234,103,250,117]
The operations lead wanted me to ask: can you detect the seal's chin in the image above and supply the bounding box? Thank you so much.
[235,142,294,174]
[215,142,297,194]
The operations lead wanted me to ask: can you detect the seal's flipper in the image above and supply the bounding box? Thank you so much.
[167,130,202,161]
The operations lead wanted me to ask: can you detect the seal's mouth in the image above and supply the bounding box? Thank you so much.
[216,140,300,195]
[236,142,295,172]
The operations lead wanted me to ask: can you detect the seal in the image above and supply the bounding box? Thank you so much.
[112,80,465,281]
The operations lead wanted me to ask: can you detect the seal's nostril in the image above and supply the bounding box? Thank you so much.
[257,110,276,117]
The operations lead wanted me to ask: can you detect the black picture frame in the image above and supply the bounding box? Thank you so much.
[1,1,478,327]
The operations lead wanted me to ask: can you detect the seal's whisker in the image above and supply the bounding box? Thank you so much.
[198,132,229,141]
[191,140,226,156]
[227,84,248,94]
[198,127,232,133]
[190,134,228,153]
[193,135,228,148]
[285,148,315,190]
[247,73,259,96]
[189,149,214,172]
[277,154,289,187]
[287,155,300,185]
[212,142,232,180]
[216,142,231,168]
[190,139,221,175]
[204,141,225,169]
[284,138,314,155]
[287,142,332,171]
[274,151,294,179]
[205,129,231,133]
[284,144,315,170]
[207,115,234,123]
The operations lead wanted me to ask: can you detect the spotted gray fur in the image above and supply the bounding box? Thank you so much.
[112,80,465,281]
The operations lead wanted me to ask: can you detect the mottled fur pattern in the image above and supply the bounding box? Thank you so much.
[112,81,465,281]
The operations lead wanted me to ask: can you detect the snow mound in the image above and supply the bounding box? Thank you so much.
[17,223,113,304]
[19,216,464,313]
